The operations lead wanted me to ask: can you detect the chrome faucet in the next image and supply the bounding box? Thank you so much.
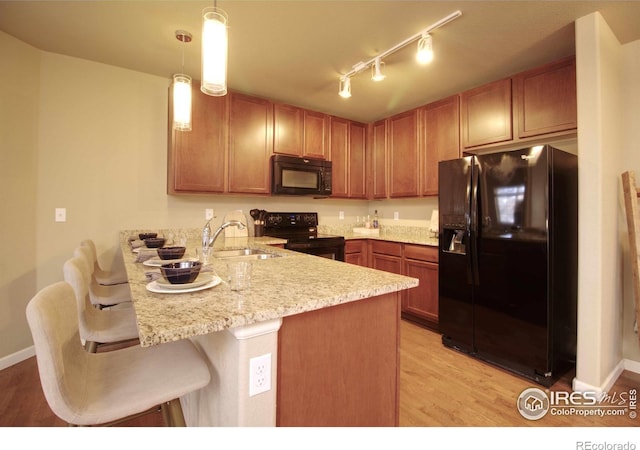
[208,220,246,249]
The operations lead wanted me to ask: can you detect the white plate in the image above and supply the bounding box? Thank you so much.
[156,273,214,290]
[143,257,198,267]
[146,275,222,294]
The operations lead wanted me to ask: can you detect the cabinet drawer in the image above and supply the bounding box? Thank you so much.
[370,241,402,257]
[404,244,438,262]
[345,239,367,254]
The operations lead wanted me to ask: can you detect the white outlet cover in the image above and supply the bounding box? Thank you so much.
[394,211,400,220]
[205,209,214,220]
[249,353,271,397]
[55,208,66,222]
[339,211,344,220]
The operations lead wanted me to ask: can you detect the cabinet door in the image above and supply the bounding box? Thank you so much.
[403,258,439,324]
[514,56,577,138]
[228,93,273,194]
[370,241,402,274]
[349,122,367,199]
[168,84,227,193]
[273,103,303,156]
[345,240,368,267]
[422,95,460,196]
[371,120,387,199]
[461,78,512,148]
[329,117,349,198]
[303,110,328,159]
[388,109,419,198]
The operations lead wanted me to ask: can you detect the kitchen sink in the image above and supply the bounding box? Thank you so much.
[213,248,282,261]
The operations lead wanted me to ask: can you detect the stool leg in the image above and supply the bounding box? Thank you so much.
[165,399,186,427]
[84,340,98,353]
[160,402,172,427]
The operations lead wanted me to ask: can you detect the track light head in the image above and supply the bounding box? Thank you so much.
[338,77,352,98]
[417,33,434,64]
[371,58,386,82]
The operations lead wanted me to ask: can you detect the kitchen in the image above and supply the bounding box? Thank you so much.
[1,0,640,444]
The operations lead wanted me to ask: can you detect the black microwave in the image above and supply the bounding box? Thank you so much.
[271,155,332,196]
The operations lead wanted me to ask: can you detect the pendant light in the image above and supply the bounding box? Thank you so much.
[172,30,192,131]
[201,3,228,96]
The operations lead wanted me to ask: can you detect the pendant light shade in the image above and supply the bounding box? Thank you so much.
[201,7,228,96]
[172,74,192,131]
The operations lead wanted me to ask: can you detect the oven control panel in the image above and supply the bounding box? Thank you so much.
[264,212,318,229]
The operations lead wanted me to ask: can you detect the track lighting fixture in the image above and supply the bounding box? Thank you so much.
[172,30,192,131]
[416,33,434,64]
[338,10,461,98]
[338,76,352,98]
[371,57,386,81]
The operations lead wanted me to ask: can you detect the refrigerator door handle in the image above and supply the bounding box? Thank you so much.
[470,158,480,287]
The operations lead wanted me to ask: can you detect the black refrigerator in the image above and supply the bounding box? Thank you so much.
[438,145,578,387]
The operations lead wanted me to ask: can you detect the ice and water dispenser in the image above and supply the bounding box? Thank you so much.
[441,214,467,255]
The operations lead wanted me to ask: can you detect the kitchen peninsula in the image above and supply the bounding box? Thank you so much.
[120,230,418,427]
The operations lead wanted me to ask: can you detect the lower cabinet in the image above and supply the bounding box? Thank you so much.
[368,240,439,329]
[402,244,438,329]
[345,239,368,267]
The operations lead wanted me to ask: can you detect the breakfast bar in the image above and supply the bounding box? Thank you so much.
[120,229,418,426]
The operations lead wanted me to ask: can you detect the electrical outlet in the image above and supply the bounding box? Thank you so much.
[55,208,66,223]
[249,353,271,397]
[339,211,344,220]
[394,211,400,220]
[205,208,214,220]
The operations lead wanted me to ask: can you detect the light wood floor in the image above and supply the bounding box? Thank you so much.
[1,320,638,427]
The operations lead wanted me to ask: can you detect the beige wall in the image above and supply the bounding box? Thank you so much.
[0,33,40,360]
[574,12,640,391]
[621,39,640,363]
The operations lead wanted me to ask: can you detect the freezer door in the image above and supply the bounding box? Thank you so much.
[473,147,550,375]
[438,157,474,352]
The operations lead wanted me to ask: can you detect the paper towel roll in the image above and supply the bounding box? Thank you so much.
[429,209,439,233]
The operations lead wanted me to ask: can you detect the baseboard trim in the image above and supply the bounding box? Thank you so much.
[573,358,640,393]
[0,346,35,371]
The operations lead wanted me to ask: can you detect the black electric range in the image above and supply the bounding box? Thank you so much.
[263,212,345,261]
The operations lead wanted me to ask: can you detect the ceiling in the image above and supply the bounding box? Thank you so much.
[1,1,639,123]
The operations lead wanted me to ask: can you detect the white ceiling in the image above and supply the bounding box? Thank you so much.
[1,1,639,123]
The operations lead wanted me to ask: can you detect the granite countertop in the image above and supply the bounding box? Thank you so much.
[120,230,418,347]
[318,224,439,247]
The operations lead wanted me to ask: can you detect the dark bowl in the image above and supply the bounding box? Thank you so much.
[157,246,186,260]
[144,237,166,248]
[160,261,202,284]
[139,232,158,240]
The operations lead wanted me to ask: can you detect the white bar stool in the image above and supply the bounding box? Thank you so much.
[80,239,128,286]
[63,256,139,352]
[74,246,132,308]
[26,282,211,426]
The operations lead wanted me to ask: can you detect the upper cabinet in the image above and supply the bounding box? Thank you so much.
[167,83,228,194]
[422,95,460,196]
[370,119,388,199]
[388,109,420,198]
[330,117,366,199]
[303,110,329,159]
[273,103,303,157]
[460,78,513,149]
[228,93,273,194]
[513,56,577,138]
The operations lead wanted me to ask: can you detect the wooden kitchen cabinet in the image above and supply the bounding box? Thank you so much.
[273,103,303,157]
[388,109,420,197]
[167,83,228,193]
[228,93,273,194]
[460,77,512,149]
[370,119,388,199]
[345,239,368,266]
[514,56,577,138]
[303,110,329,159]
[402,244,439,328]
[370,241,403,274]
[331,118,367,199]
[422,95,460,196]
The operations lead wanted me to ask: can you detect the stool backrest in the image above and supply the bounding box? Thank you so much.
[26,282,90,424]
[62,256,96,340]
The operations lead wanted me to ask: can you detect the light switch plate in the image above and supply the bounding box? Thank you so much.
[205,209,214,220]
[55,208,66,222]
